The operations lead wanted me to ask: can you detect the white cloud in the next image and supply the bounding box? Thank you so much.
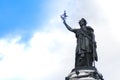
[95,0,120,42]
[0,15,75,80]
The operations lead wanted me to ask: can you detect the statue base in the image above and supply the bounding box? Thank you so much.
[65,66,104,80]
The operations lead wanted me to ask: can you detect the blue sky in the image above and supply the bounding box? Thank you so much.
[0,0,52,42]
[0,0,120,80]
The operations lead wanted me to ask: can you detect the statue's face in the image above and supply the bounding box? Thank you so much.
[79,18,87,27]
[80,21,85,26]
[79,20,86,27]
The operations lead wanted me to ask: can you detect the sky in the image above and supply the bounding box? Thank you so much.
[0,0,120,80]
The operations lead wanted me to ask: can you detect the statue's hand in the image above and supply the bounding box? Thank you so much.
[60,11,68,21]
[61,15,65,21]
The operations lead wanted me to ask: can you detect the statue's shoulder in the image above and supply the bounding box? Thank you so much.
[86,26,94,32]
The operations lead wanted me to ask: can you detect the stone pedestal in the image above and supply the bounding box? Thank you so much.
[65,67,104,80]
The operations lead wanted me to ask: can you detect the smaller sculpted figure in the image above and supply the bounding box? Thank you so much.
[61,11,98,68]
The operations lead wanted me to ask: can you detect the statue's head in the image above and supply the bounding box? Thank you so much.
[79,18,87,27]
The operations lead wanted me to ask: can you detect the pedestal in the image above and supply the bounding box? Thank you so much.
[65,67,104,80]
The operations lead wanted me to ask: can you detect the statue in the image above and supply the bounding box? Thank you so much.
[61,11,98,68]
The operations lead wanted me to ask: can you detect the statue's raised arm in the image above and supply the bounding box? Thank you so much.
[61,11,75,32]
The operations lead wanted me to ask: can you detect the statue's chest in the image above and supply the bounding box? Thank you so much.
[75,29,91,38]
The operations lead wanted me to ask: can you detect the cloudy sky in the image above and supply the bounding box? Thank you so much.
[0,0,120,80]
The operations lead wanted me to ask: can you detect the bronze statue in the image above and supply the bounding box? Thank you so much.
[61,11,98,68]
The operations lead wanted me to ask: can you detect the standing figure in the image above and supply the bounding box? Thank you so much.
[61,12,98,68]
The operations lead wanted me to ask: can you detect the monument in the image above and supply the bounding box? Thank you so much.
[61,11,104,80]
